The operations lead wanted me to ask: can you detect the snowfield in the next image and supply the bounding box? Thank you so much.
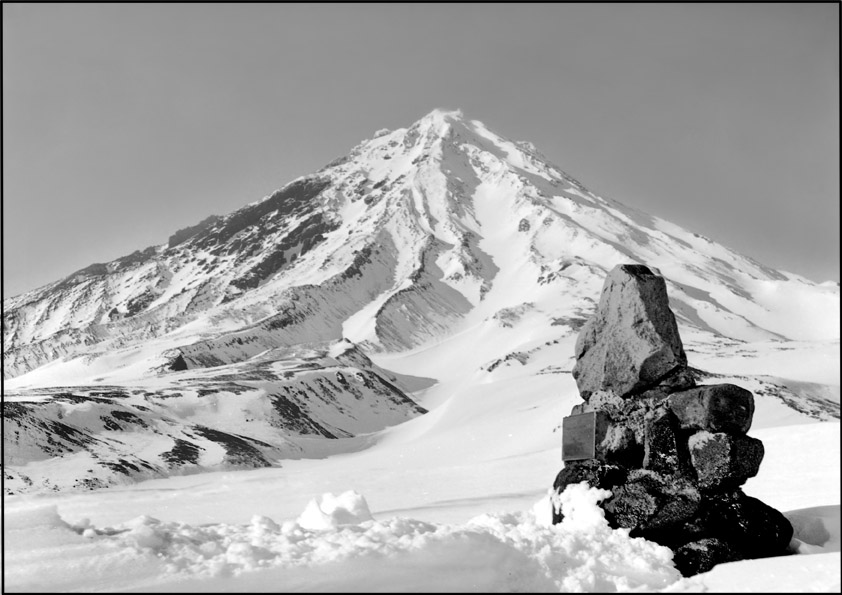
[4,343,839,592]
[3,425,839,593]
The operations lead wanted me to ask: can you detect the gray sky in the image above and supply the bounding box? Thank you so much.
[3,4,839,298]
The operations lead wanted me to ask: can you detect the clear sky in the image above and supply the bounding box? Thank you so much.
[3,3,839,298]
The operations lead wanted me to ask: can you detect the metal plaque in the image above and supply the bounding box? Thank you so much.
[562,412,597,462]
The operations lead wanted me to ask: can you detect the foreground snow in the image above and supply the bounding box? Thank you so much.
[4,485,682,592]
[8,482,837,593]
[4,421,839,592]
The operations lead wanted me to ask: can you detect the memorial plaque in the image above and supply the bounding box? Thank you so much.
[562,412,597,461]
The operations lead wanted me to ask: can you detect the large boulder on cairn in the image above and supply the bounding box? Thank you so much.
[667,384,755,434]
[671,491,794,575]
[602,469,702,539]
[554,263,793,577]
[687,431,764,489]
[572,264,692,400]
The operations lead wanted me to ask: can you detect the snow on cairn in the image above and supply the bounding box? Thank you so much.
[9,485,681,591]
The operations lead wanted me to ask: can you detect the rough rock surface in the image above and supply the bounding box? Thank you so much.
[688,432,764,489]
[554,264,793,577]
[670,490,794,575]
[672,538,744,577]
[667,384,755,433]
[571,264,690,400]
[580,411,641,467]
[602,469,701,538]
[698,491,794,557]
[641,409,682,474]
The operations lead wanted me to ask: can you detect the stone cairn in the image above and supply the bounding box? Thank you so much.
[551,264,793,577]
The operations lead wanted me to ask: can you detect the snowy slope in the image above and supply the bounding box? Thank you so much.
[3,351,839,592]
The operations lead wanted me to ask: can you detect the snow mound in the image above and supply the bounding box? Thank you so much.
[5,484,682,592]
[787,504,841,554]
[2,503,71,533]
[297,490,375,530]
[5,484,839,592]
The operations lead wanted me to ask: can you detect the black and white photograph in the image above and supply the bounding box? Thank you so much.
[3,3,839,592]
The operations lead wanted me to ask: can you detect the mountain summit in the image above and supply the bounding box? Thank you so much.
[3,109,839,493]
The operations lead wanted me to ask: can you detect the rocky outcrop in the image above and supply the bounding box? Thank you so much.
[554,264,793,577]
[667,384,754,433]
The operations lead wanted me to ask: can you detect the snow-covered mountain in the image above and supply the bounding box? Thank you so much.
[3,108,839,493]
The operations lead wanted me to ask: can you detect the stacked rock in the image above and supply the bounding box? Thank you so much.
[552,264,793,576]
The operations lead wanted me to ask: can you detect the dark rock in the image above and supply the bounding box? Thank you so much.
[168,354,188,371]
[689,432,764,489]
[552,460,627,523]
[194,177,331,250]
[667,384,755,434]
[636,387,672,405]
[553,459,628,493]
[672,537,743,577]
[572,265,687,400]
[700,490,794,558]
[595,416,641,468]
[655,366,696,393]
[602,469,701,538]
[161,438,204,467]
[168,215,222,248]
[229,213,340,291]
[192,425,273,468]
[125,289,157,317]
[582,389,669,447]
[642,409,682,474]
[603,474,659,531]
